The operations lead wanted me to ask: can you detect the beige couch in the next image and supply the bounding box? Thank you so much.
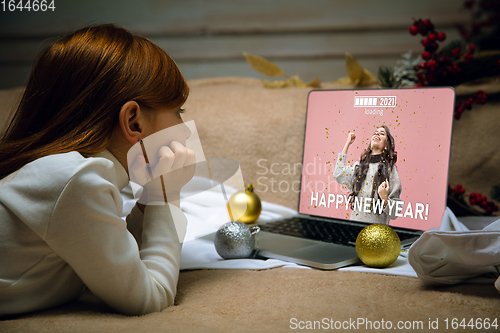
[1,78,499,332]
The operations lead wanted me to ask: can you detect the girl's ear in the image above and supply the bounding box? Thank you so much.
[119,101,143,144]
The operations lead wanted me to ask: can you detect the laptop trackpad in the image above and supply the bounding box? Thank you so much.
[289,243,357,262]
[257,232,359,268]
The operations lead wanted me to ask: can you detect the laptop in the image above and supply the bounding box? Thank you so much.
[206,87,456,269]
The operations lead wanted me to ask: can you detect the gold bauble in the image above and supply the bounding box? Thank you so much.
[355,224,401,268]
[227,184,262,224]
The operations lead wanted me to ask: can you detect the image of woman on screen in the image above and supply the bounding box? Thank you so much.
[333,125,402,225]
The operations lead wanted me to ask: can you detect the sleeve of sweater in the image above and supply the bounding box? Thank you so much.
[44,161,186,315]
[333,153,356,192]
[382,165,403,220]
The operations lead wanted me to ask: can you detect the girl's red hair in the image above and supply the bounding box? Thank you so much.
[0,24,189,180]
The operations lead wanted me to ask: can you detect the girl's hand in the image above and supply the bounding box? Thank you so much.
[378,179,389,201]
[129,141,195,205]
[346,132,356,146]
[152,141,196,195]
[341,132,356,155]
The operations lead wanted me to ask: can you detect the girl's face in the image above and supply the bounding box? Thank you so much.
[370,127,387,152]
[139,105,192,166]
[144,105,191,145]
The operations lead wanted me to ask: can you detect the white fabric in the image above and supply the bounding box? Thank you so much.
[124,178,457,273]
[125,177,500,293]
[408,212,500,291]
[0,150,186,315]
[158,180,459,274]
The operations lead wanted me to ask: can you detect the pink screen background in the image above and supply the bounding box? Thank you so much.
[299,88,455,231]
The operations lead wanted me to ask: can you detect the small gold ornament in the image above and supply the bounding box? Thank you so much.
[355,224,401,268]
[227,184,262,224]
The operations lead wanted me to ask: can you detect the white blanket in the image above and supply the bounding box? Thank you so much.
[122,178,500,290]
[408,213,500,291]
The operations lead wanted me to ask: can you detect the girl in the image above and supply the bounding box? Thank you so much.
[333,126,402,224]
[0,24,194,315]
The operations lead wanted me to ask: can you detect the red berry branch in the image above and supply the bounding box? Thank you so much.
[408,0,500,88]
[453,90,487,119]
[452,184,466,196]
[451,184,499,215]
[409,18,447,67]
[409,17,480,88]
[469,192,499,214]
[378,2,500,90]
[408,14,500,120]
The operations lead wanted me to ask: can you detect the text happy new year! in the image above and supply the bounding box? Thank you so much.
[310,192,429,220]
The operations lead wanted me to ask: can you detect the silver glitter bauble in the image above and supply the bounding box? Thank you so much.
[214,221,260,259]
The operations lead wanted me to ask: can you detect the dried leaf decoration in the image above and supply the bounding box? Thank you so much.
[346,52,364,86]
[243,52,320,88]
[336,52,378,87]
[264,75,321,88]
[242,52,287,78]
[306,77,321,87]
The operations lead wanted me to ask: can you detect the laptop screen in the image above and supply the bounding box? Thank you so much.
[299,88,455,231]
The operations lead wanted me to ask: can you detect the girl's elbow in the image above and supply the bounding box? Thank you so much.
[122,286,177,316]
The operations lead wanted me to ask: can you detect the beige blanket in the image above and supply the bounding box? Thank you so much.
[1,269,499,332]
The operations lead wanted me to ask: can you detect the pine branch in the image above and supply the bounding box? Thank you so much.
[491,184,500,202]
[377,66,401,88]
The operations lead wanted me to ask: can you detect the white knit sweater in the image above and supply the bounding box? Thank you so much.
[0,150,186,315]
[333,153,402,225]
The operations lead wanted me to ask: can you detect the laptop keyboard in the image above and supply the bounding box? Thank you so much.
[258,217,418,247]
